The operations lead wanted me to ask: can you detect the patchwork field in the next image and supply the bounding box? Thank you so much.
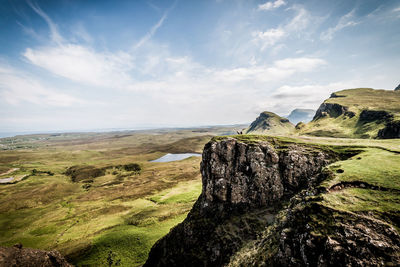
[0,126,242,266]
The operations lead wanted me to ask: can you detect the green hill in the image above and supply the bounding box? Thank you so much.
[299,88,400,138]
[245,111,294,135]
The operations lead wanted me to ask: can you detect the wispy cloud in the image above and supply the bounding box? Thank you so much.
[24,45,134,88]
[252,28,285,50]
[0,64,84,107]
[258,0,286,11]
[134,2,176,49]
[320,10,359,41]
[27,0,63,44]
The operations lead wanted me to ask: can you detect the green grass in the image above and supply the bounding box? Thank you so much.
[323,148,400,190]
[0,129,214,266]
[75,215,187,267]
[245,111,294,135]
[299,88,400,138]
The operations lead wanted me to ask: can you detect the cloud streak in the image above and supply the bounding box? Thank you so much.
[27,0,63,44]
[320,10,359,41]
[258,0,286,11]
[0,64,84,107]
[134,1,176,49]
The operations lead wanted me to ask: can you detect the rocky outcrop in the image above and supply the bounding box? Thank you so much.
[199,139,331,209]
[144,138,336,267]
[358,110,393,123]
[378,121,400,139]
[229,199,400,267]
[245,111,294,135]
[313,103,355,120]
[0,244,72,267]
[395,84,400,91]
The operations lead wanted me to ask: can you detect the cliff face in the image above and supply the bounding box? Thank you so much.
[313,103,355,120]
[145,137,400,267]
[144,138,336,267]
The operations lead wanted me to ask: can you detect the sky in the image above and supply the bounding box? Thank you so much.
[0,0,399,132]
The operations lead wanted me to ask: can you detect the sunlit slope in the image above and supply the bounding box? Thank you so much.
[245,111,295,135]
[299,88,400,138]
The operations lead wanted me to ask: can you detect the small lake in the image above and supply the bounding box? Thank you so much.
[0,177,14,184]
[150,153,201,162]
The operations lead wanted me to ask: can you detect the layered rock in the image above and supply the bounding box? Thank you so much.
[0,244,72,267]
[144,138,335,267]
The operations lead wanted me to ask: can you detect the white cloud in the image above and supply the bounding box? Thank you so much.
[258,0,286,11]
[0,65,84,107]
[285,6,312,33]
[320,10,359,41]
[253,81,359,116]
[213,57,326,83]
[274,57,326,72]
[252,28,285,50]
[24,44,134,88]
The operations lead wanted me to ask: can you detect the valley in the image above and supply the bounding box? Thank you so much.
[0,126,242,266]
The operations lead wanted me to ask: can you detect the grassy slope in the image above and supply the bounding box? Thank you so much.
[245,111,294,135]
[0,128,223,266]
[300,88,400,138]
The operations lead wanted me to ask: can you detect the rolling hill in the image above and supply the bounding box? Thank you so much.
[245,111,294,135]
[299,88,400,138]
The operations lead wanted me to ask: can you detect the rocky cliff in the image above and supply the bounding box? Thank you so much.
[144,137,338,266]
[144,136,400,266]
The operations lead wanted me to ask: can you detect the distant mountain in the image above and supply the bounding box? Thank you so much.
[395,84,400,91]
[287,109,315,125]
[298,88,400,138]
[245,111,294,135]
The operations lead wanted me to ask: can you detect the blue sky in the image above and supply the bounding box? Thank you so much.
[0,0,399,132]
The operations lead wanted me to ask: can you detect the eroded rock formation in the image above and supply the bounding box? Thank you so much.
[144,138,336,267]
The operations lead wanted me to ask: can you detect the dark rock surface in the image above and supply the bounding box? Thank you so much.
[229,199,400,267]
[395,84,400,91]
[313,103,355,120]
[144,138,335,267]
[0,244,72,267]
[378,121,400,139]
[358,110,393,123]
